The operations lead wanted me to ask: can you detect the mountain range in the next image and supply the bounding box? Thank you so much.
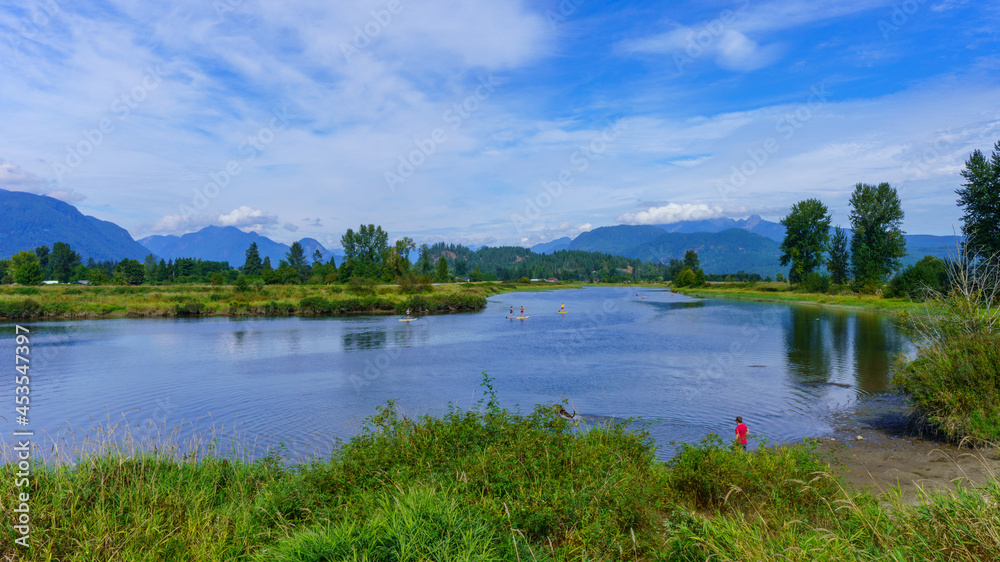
[532,216,960,276]
[0,190,962,275]
[139,226,341,266]
[0,188,150,261]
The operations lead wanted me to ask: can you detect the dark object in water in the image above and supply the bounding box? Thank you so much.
[748,365,766,368]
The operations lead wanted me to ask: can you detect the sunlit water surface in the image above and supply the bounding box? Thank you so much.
[1,287,908,460]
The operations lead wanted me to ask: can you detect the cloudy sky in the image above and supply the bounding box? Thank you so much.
[1,0,998,248]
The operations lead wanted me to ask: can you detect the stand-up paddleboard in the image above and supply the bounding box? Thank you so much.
[558,311,568,314]
[399,318,417,321]
[515,316,529,319]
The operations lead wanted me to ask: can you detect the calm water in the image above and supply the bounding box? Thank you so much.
[1,287,908,460]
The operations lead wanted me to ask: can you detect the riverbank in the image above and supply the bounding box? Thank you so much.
[674,282,922,312]
[2,381,997,560]
[0,281,582,320]
[811,393,1000,504]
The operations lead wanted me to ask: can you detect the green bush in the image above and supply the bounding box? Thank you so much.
[298,296,333,314]
[894,333,1000,443]
[0,298,43,318]
[798,271,831,293]
[174,301,206,316]
[887,255,949,300]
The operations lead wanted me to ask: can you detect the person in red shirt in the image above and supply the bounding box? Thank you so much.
[735,416,748,451]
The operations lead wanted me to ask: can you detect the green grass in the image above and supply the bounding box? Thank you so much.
[2,374,999,560]
[674,282,924,312]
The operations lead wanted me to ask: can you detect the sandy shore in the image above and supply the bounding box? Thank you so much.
[811,395,1000,503]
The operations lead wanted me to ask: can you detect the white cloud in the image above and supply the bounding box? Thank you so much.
[618,203,724,225]
[150,206,277,234]
[0,158,86,201]
[218,206,279,231]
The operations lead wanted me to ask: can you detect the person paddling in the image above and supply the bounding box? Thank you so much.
[509,305,514,318]
[405,308,411,319]
[520,306,525,317]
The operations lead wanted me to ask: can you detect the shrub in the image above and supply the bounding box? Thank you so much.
[893,333,1000,443]
[174,301,205,316]
[799,271,831,293]
[0,298,43,318]
[299,296,333,314]
[887,255,948,300]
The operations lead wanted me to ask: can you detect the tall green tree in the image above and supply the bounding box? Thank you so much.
[388,237,416,279]
[340,224,390,279]
[435,256,450,282]
[51,242,82,283]
[957,140,1000,260]
[826,226,850,285]
[243,242,263,277]
[142,254,158,285]
[114,259,145,285]
[285,241,309,281]
[780,198,832,283]
[11,251,43,285]
[418,244,433,275]
[34,245,51,279]
[849,182,907,290]
[683,250,700,269]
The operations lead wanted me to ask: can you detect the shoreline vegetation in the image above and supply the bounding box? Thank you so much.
[672,281,924,312]
[0,279,933,321]
[0,281,584,320]
[2,375,997,560]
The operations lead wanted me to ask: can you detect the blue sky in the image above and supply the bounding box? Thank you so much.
[1,0,998,249]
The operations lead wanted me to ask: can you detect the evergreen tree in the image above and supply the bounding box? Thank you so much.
[243,242,263,277]
[957,140,1000,260]
[435,256,450,282]
[684,249,700,269]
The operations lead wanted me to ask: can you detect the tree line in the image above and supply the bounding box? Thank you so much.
[778,139,1000,296]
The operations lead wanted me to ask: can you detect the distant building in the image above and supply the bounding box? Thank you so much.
[70,280,90,285]
[42,280,59,285]
[545,278,558,282]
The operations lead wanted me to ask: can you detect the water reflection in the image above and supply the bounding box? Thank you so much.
[854,313,902,393]
[784,307,831,385]
[783,306,907,394]
[343,329,387,351]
